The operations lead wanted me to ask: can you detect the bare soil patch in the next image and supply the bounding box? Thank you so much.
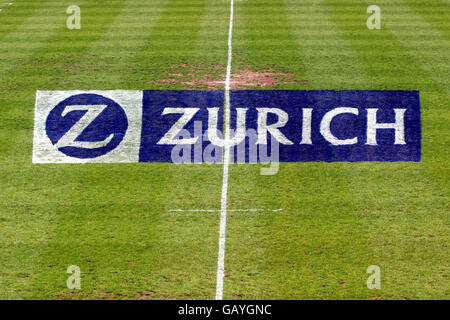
[150,63,305,89]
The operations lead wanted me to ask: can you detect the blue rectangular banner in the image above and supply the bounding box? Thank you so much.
[229,90,421,162]
[139,90,224,163]
[34,90,421,164]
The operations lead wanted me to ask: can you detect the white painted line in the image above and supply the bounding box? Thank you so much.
[215,0,234,301]
[169,209,283,213]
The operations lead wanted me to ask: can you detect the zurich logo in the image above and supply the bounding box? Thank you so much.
[33,90,419,164]
[45,94,128,159]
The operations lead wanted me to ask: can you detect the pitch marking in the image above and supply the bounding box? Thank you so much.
[215,0,235,301]
[169,209,283,213]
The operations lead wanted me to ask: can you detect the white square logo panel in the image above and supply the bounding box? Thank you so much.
[32,90,142,163]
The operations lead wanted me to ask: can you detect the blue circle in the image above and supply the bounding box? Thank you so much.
[46,94,128,159]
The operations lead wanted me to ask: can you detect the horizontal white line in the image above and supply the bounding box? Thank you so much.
[168,208,283,213]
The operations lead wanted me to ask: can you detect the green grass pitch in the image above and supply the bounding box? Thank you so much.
[0,0,448,299]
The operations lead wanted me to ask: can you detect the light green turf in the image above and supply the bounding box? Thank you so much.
[0,0,448,299]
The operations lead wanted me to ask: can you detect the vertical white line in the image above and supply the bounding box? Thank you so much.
[215,0,234,301]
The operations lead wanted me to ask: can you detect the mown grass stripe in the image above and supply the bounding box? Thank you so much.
[0,0,448,300]
[232,0,308,83]
[322,0,449,299]
[114,0,213,89]
[402,0,450,39]
[0,1,85,76]
[373,0,449,93]
[0,0,125,299]
[224,0,374,299]
[0,0,55,40]
[284,0,369,89]
[224,0,448,299]
[191,0,229,66]
[31,0,224,299]
[58,0,167,88]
